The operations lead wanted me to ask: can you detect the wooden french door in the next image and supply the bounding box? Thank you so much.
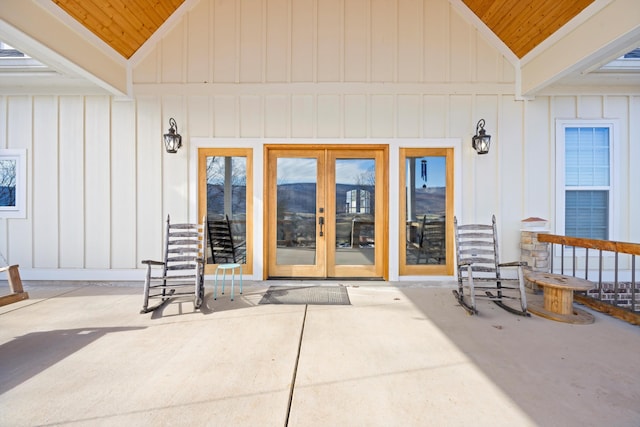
[265,146,387,279]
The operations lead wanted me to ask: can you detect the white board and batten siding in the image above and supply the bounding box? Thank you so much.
[0,0,638,280]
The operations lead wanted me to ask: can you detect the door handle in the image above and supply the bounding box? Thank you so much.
[319,216,324,237]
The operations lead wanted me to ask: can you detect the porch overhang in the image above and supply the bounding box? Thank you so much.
[0,0,128,97]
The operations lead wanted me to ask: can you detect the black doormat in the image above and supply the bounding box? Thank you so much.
[259,286,351,305]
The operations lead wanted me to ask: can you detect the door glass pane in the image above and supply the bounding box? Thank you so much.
[276,158,317,265]
[335,158,375,265]
[206,156,247,264]
[405,156,446,265]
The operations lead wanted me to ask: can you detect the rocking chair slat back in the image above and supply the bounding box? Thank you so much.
[453,215,528,316]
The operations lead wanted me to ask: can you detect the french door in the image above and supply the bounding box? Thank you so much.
[266,146,387,279]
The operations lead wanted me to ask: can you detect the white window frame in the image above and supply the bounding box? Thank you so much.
[0,149,27,219]
[555,119,619,241]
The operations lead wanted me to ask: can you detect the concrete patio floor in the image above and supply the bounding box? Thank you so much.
[1,280,639,426]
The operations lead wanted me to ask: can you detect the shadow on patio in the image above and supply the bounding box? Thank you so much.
[399,286,640,426]
[0,326,146,394]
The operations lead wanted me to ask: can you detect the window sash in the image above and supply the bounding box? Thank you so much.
[565,127,610,186]
[565,190,609,240]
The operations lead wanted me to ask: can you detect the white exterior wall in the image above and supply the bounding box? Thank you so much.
[0,0,638,280]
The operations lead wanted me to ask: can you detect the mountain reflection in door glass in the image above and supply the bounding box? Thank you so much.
[405,156,446,265]
[276,158,317,265]
[335,158,375,266]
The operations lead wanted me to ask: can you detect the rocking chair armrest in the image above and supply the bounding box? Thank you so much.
[498,261,528,268]
[141,260,165,266]
[457,261,473,267]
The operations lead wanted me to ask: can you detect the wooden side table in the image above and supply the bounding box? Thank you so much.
[525,271,595,324]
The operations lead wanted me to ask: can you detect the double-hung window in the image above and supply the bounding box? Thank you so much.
[556,120,616,240]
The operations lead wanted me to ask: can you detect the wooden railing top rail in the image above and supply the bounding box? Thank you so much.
[538,233,640,256]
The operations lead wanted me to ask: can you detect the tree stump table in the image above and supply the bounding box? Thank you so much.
[525,271,595,324]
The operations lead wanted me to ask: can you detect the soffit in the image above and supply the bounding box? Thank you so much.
[51,0,185,59]
[462,0,595,58]
[51,0,595,61]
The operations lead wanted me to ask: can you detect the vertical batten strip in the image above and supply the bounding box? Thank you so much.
[182,9,188,84]
[366,0,371,83]
[56,96,61,268]
[0,96,6,265]
[393,94,397,138]
[235,0,241,84]
[209,0,215,85]
[394,0,399,83]
[261,94,265,138]
[262,0,267,84]
[287,0,292,83]
[339,0,345,83]
[235,95,241,138]
[313,0,318,84]
[155,39,162,84]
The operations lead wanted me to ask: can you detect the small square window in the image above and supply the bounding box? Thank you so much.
[0,149,27,218]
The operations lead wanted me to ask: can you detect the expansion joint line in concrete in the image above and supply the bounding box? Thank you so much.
[285,304,308,426]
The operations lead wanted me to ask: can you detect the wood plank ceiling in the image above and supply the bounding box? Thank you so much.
[51,0,593,60]
[51,0,185,59]
[462,0,595,58]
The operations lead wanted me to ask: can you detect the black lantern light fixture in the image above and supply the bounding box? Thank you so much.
[472,119,491,155]
[163,118,182,153]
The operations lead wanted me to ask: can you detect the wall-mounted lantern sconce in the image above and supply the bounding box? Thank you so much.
[163,118,182,153]
[472,119,491,155]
